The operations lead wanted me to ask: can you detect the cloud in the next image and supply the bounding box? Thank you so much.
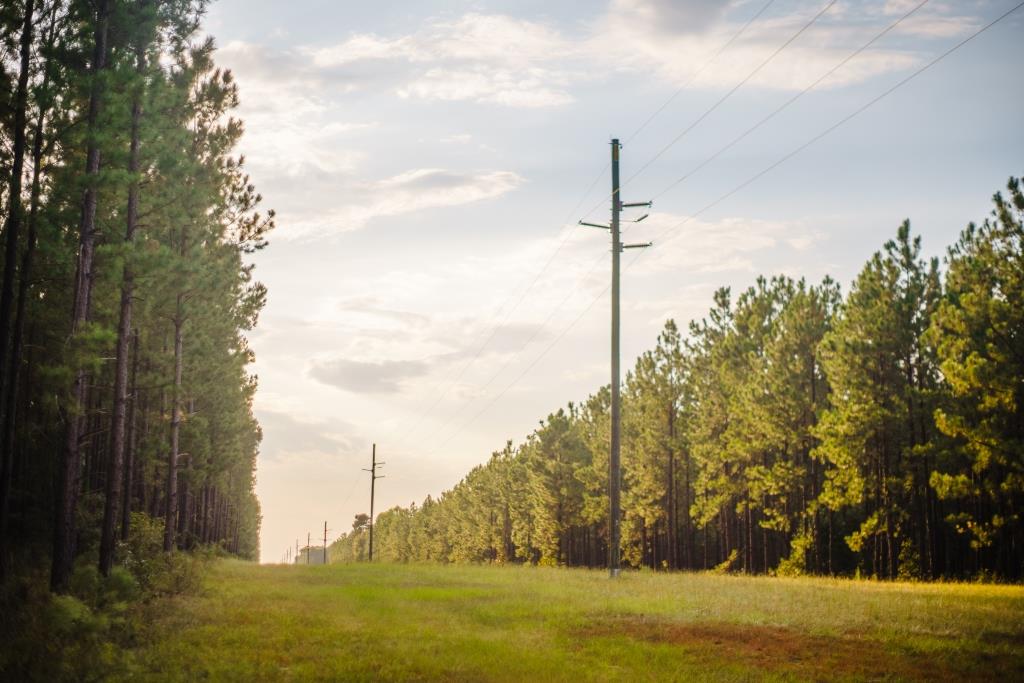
[309,358,431,394]
[256,409,361,461]
[336,296,430,328]
[217,40,374,177]
[218,1,989,132]
[592,2,929,92]
[304,13,578,107]
[287,168,524,238]
[398,67,573,108]
[609,0,728,35]
[629,213,820,275]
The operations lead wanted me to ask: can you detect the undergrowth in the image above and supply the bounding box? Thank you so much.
[0,513,221,681]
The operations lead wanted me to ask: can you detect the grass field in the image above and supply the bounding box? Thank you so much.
[132,560,1024,681]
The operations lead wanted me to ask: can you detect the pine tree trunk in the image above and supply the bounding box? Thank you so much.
[666,406,677,570]
[100,32,147,576]
[53,0,111,593]
[163,306,184,552]
[0,0,36,438]
[0,0,49,577]
[120,331,140,541]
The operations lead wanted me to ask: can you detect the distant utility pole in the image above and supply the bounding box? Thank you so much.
[363,443,385,562]
[323,521,328,565]
[295,538,299,565]
[306,531,310,564]
[580,138,651,578]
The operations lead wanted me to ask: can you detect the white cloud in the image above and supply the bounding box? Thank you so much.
[288,3,977,111]
[308,34,425,66]
[305,13,578,107]
[218,40,372,177]
[398,67,574,108]
[592,3,929,92]
[285,168,524,238]
[629,213,820,275]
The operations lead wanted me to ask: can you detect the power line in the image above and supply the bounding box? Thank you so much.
[623,0,779,145]
[622,0,839,188]
[417,0,1021,458]
[650,0,933,202]
[579,0,839,223]
[384,4,785,451]
[419,0,842,455]
[645,0,1024,255]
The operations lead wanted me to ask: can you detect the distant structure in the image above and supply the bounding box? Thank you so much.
[295,545,326,565]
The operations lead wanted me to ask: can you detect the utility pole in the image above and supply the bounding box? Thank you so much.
[363,443,384,562]
[323,520,328,565]
[295,538,299,565]
[580,138,651,578]
[306,531,310,564]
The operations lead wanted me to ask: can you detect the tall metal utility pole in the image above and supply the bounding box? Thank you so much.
[323,521,328,565]
[363,443,385,562]
[580,138,651,578]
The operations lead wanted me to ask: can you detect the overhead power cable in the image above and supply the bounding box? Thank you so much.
[643,0,1024,256]
[419,0,1022,456]
[580,0,839,223]
[623,0,778,145]
[384,3,781,449]
[650,0,932,202]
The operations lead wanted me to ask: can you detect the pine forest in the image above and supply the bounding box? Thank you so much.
[1,0,1022,679]
[331,193,1024,581]
[0,0,270,595]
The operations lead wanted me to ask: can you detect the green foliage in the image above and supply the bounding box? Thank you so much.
[0,514,210,680]
[928,178,1024,571]
[0,0,269,596]
[346,177,1023,582]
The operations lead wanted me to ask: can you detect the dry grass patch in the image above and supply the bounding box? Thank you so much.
[577,616,1021,682]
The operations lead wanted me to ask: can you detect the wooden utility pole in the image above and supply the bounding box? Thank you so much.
[363,444,385,561]
[306,532,310,564]
[580,139,651,578]
[323,520,328,564]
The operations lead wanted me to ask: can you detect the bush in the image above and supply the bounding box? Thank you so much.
[0,513,212,681]
[0,576,130,681]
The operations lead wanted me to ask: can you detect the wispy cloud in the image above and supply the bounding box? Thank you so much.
[256,408,362,461]
[628,213,821,275]
[309,358,431,394]
[285,168,524,238]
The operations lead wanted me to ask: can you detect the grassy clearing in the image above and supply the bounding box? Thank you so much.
[131,560,1024,681]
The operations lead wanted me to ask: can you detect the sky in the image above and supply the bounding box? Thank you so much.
[200,0,1024,563]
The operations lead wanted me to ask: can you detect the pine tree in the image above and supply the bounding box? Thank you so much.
[815,222,940,578]
[929,177,1024,578]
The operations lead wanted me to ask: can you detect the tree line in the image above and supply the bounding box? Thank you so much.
[332,179,1023,581]
[0,0,271,592]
